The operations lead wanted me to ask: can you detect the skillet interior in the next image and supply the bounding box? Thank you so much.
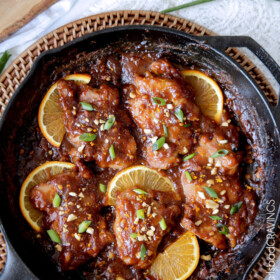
[0,26,280,279]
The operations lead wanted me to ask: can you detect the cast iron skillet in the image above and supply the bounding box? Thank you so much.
[0,25,280,280]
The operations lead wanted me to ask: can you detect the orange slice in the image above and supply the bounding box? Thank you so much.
[149,231,200,280]
[182,70,223,123]
[106,165,175,206]
[19,161,75,231]
[38,73,91,147]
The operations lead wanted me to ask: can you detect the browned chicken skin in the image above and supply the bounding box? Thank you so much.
[182,131,242,175]
[181,128,257,249]
[57,80,137,169]
[30,170,114,270]
[181,175,257,249]
[113,188,181,269]
[122,56,200,170]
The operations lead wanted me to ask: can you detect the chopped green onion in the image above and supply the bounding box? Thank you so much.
[183,123,191,128]
[209,215,223,220]
[133,189,148,195]
[159,218,167,230]
[161,0,214,14]
[185,171,192,182]
[230,201,243,215]
[130,233,138,239]
[47,229,62,244]
[152,96,166,106]
[152,137,165,151]
[80,102,94,111]
[0,51,11,74]
[78,221,91,233]
[109,144,116,160]
[99,183,106,193]
[175,108,184,122]
[79,133,97,142]
[203,186,218,199]
[140,244,146,260]
[137,209,145,220]
[183,152,197,161]
[211,149,229,158]
[216,223,229,235]
[104,116,116,130]
[163,125,168,137]
[52,193,61,208]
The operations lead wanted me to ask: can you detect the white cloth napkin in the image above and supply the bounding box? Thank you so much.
[0,0,280,278]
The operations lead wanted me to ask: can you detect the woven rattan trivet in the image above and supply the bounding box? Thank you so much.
[0,10,279,279]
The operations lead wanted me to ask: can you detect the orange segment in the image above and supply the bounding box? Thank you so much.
[182,70,223,123]
[106,165,176,206]
[19,161,75,232]
[38,73,91,147]
[149,231,200,280]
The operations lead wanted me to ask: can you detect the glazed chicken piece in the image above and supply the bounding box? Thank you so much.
[113,188,181,269]
[122,56,200,169]
[179,120,257,249]
[183,131,242,175]
[181,167,257,249]
[57,79,136,169]
[30,169,114,270]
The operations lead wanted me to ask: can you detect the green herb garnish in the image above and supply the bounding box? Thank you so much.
[130,233,138,239]
[52,193,61,208]
[99,183,106,193]
[152,137,165,151]
[133,189,148,195]
[216,223,229,235]
[185,171,192,182]
[140,244,146,260]
[203,186,218,199]
[104,116,116,130]
[47,229,62,244]
[183,123,191,128]
[209,215,223,220]
[175,108,184,122]
[211,149,229,158]
[183,152,197,161]
[0,51,11,74]
[159,218,167,230]
[79,133,97,142]
[78,221,91,233]
[109,144,116,160]
[161,0,214,14]
[80,102,94,111]
[137,209,145,220]
[230,201,243,215]
[152,96,166,106]
[163,125,168,137]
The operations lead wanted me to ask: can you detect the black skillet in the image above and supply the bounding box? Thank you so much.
[0,25,280,280]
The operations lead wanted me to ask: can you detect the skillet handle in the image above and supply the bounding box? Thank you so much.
[0,225,37,280]
[202,35,280,111]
